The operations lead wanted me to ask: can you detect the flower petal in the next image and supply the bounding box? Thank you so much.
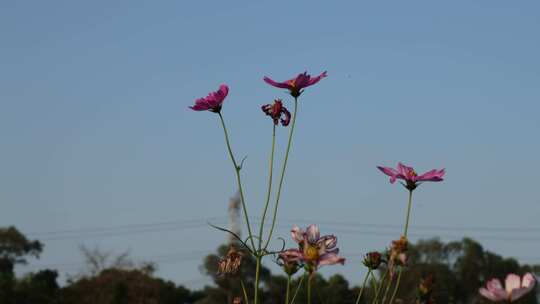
[377,166,401,184]
[487,278,504,292]
[506,274,522,294]
[397,162,412,176]
[510,273,537,301]
[318,235,337,250]
[263,76,291,89]
[279,248,304,262]
[306,224,320,244]
[377,166,399,177]
[306,71,327,87]
[291,226,304,244]
[417,169,445,182]
[318,252,345,266]
[217,84,229,100]
[484,278,508,301]
[522,273,536,288]
[479,288,505,302]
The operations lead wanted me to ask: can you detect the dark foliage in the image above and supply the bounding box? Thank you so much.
[0,227,538,304]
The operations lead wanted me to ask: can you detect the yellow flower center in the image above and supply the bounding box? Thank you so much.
[305,245,319,261]
[288,80,296,88]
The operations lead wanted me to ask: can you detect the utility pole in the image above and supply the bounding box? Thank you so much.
[227,191,241,245]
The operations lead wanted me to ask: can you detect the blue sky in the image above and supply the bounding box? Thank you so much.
[1,1,540,288]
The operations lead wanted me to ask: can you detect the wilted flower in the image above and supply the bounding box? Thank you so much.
[263,71,327,98]
[377,162,445,191]
[261,99,291,126]
[277,249,302,275]
[388,236,408,277]
[233,297,242,304]
[217,246,243,276]
[479,273,536,302]
[283,224,345,272]
[417,274,435,304]
[189,84,229,113]
[363,251,383,270]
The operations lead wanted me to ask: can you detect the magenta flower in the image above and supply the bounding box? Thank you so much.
[189,84,229,113]
[284,224,345,272]
[479,273,536,302]
[263,71,327,98]
[261,99,291,126]
[377,162,445,191]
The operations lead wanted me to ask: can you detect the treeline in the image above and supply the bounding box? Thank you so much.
[0,226,538,303]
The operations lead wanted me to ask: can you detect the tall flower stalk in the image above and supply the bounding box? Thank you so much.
[355,269,372,304]
[263,97,298,250]
[191,72,327,304]
[186,74,455,304]
[218,112,257,251]
[388,190,413,304]
[377,163,445,304]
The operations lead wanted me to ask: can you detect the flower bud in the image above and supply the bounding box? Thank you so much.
[363,251,383,270]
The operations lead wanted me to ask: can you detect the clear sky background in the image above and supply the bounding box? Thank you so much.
[1,1,540,289]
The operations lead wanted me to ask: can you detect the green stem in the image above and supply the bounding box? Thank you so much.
[381,273,393,304]
[370,271,378,294]
[240,279,249,304]
[290,274,304,304]
[307,273,312,304]
[388,190,414,304]
[254,256,262,304]
[258,125,276,250]
[285,274,291,304]
[388,270,403,304]
[373,270,388,304]
[403,190,413,238]
[355,269,372,304]
[264,97,299,250]
[218,113,256,251]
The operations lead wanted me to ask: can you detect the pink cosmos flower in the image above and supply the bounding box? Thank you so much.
[283,224,345,272]
[261,99,291,126]
[479,273,536,302]
[189,84,229,113]
[263,71,327,98]
[377,162,445,191]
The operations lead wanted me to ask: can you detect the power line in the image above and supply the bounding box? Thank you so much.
[273,217,540,233]
[28,216,225,237]
[20,217,540,243]
[18,249,212,271]
[27,215,540,239]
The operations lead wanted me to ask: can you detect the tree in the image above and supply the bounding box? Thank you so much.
[12,270,60,304]
[0,226,43,304]
[390,237,539,304]
[0,226,43,273]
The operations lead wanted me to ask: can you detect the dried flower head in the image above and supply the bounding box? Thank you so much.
[217,246,243,276]
[261,99,291,126]
[233,297,242,304]
[363,251,383,270]
[388,236,408,277]
[416,274,436,304]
